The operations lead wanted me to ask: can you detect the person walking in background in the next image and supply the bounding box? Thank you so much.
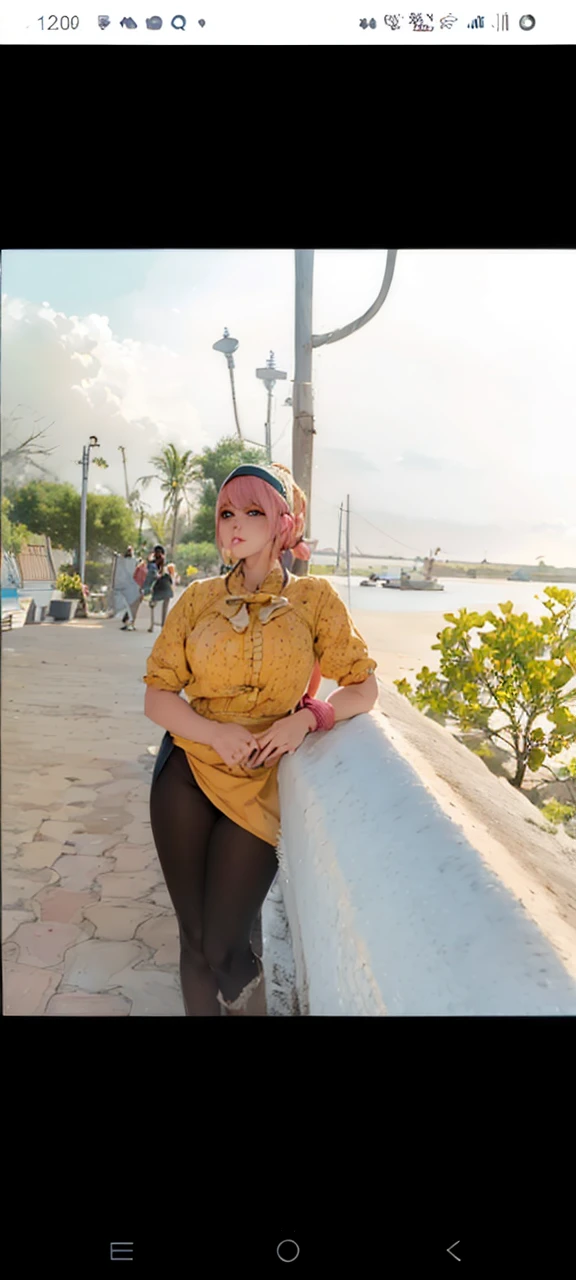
[120,545,134,626]
[112,546,143,631]
[142,549,159,596]
[141,545,166,601]
[147,548,174,632]
[130,554,149,628]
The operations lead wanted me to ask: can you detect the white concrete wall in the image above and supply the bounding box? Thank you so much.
[20,581,55,613]
[267,682,576,1016]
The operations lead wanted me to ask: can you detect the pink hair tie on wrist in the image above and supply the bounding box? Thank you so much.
[298,693,335,732]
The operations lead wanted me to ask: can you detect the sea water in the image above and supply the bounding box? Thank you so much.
[328,577,576,622]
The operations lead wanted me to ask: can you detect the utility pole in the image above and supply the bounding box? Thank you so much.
[118,445,131,504]
[256,351,287,462]
[78,435,100,583]
[292,251,315,569]
[213,329,243,442]
[346,494,352,609]
[291,249,398,578]
[335,502,344,570]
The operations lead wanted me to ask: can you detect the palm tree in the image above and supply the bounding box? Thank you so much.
[148,510,171,547]
[135,444,202,558]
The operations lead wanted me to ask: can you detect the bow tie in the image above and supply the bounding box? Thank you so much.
[217,591,291,633]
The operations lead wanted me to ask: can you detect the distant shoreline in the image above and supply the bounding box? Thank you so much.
[310,562,576,584]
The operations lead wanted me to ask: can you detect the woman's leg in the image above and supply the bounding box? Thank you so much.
[149,746,221,1015]
[202,815,279,1010]
[148,601,155,632]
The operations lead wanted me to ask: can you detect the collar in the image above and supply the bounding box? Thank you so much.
[218,562,291,633]
[224,562,286,598]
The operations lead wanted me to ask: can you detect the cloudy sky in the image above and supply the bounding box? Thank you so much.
[2,249,575,564]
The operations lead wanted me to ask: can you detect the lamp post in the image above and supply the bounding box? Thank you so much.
[212,328,243,442]
[255,351,287,463]
[79,435,100,583]
[118,444,131,504]
[292,249,398,576]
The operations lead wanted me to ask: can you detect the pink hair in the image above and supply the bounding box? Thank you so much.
[215,475,310,562]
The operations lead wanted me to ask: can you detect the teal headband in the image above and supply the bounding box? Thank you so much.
[220,464,288,504]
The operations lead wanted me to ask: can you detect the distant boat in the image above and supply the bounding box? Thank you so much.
[360,572,401,588]
[360,570,444,591]
[395,570,444,592]
[507,569,531,581]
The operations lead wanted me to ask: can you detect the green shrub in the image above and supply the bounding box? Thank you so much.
[84,559,112,589]
[395,587,576,789]
[173,541,219,577]
[541,800,576,825]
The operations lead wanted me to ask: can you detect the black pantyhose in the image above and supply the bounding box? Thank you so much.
[149,744,279,1016]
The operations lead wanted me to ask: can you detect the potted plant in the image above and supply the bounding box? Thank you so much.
[49,572,84,621]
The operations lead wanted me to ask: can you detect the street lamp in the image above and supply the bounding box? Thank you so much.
[212,328,243,442]
[255,351,287,463]
[78,436,100,583]
[292,248,398,577]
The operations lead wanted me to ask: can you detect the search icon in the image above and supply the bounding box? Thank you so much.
[171,13,186,26]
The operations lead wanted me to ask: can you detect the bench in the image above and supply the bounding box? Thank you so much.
[2,613,14,631]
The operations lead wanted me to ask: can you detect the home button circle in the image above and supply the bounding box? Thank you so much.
[277,1239,300,1262]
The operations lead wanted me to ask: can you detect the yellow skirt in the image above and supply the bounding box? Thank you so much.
[170,715,283,848]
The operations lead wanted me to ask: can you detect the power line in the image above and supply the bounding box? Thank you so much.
[271,417,291,451]
[349,508,422,556]
[316,496,422,555]
[309,493,450,558]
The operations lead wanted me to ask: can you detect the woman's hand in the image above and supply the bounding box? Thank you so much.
[248,709,316,768]
[209,722,262,769]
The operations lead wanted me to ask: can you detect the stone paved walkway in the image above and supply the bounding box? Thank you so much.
[3,613,190,1015]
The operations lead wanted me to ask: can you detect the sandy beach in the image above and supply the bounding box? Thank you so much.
[349,609,446,686]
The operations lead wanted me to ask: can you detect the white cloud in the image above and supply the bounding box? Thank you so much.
[2,294,208,508]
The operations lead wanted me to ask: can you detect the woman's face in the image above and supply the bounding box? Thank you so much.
[219,496,274,561]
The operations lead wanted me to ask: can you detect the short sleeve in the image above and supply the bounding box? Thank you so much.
[313,579,377,687]
[143,585,197,694]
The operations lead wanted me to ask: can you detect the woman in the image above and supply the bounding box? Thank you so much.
[143,462,378,1016]
[147,550,174,632]
[142,548,160,594]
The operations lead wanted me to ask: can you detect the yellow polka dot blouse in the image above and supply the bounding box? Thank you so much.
[143,562,377,847]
